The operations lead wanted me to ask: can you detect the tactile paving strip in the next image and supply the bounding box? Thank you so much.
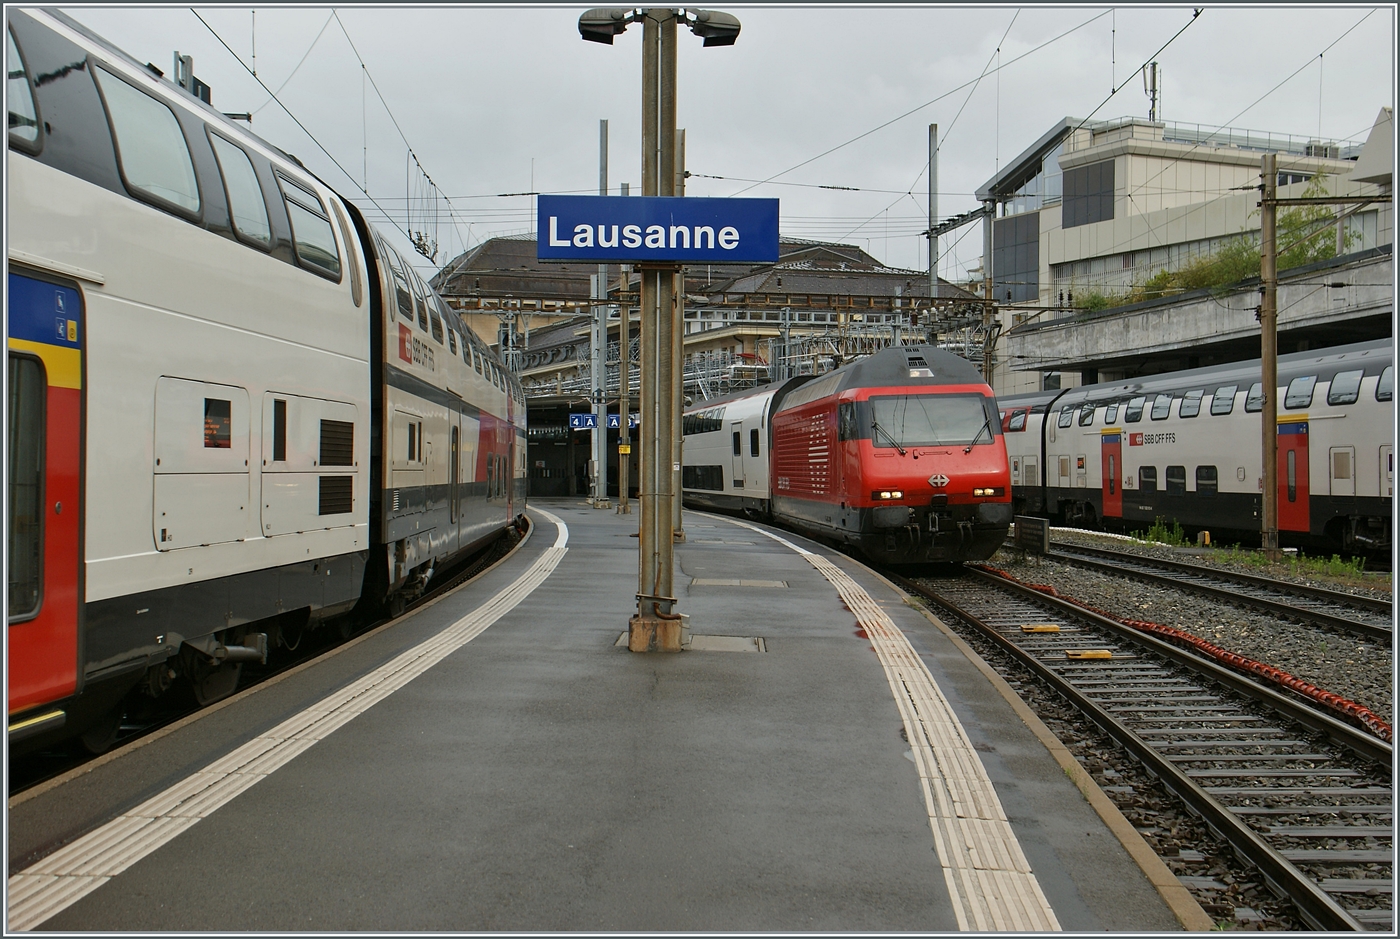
[724,518,1061,932]
[7,510,570,932]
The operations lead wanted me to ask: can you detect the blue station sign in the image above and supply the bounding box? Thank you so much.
[537,194,779,264]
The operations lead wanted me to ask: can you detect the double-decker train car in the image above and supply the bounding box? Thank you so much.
[999,339,1393,551]
[6,8,524,752]
[682,345,1013,564]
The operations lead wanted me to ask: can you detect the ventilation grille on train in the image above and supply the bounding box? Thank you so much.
[906,354,933,378]
[319,476,353,515]
[319,420,354,466]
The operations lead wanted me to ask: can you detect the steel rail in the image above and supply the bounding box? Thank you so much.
[1043,543,1392,642]
[894,569,1378,932]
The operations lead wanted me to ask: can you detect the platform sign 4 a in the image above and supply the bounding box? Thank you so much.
[569,413,598,429]
[538,195,779,264]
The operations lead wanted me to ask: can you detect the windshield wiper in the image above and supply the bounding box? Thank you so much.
[871,419,906,455]
[963,419,992,454]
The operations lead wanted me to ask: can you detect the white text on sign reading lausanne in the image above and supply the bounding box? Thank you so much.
[549,217,739,251]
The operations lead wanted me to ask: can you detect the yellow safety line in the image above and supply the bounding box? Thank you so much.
[7,509,569,931]
[722,518,1061,932]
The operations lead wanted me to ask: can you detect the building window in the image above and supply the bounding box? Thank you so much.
[1062,159,1114,229]
[992,210,1040,304]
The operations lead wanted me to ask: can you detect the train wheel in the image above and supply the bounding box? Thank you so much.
[189,661,242,707]
[79,707,123,755]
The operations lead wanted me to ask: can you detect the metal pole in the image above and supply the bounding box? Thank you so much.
[672,126,685,542]
[618,185,631,516]
[592,119,609,508]
[928,124,938,302]
[1260,153,1280,560]
[629,9,681,651]
[982,199,995,381]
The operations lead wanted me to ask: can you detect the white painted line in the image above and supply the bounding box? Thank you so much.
[721,517,1061,932]
[7,508,570,932]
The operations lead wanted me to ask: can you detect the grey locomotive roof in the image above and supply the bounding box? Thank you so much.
[833,344,987,392]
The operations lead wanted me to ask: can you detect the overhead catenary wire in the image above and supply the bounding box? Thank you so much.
[190,9,408,242]
[250,11,334,115]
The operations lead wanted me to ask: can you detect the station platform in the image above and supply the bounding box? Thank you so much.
[8,499,1208,932]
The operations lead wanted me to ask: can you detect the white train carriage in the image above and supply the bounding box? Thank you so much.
[681,378,809,516]
[6,8,523,747]
[1000,340,1393,551]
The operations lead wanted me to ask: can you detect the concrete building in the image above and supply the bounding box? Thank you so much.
[966,109,1391,392]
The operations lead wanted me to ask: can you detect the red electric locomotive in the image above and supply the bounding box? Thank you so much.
[768,345,1012,564]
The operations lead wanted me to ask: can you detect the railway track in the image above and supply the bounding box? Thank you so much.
[8,521,527,799]
[1037,541,1393,643]
[895,567,1392,932]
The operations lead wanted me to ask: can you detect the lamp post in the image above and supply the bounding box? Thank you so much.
[580,7,740,653]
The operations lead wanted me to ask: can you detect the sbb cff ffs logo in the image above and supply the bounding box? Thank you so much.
[398,324,435,370]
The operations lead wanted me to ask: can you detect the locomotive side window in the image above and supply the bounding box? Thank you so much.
[1377,366,1393,401]
[92,66,200,215]
[1196,465,1217,497]
[837,402,857,440]
[1284,375,1316,409]
[1165,464,1186,496]
[1150,394,1172,420]
[1103,402,1118,423]
[1124,396,1146,422]
[272,398,287,462]
[278,176,342,279]
[208,133,271,247]
[1179,389,1203,418]
[1138,466,1157,492]
[1245,382,1264,412]
[750,429,760,457]
[7,28,41,151]
[1007,410,1027,432]
[1077,405,1094,426]
[1057,408,1073,428]
[1326,369,1363,406]
[1210,385,1237,415]
[7,354,45,621]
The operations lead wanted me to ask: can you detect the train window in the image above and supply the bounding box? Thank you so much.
[272,398,286,462]
[732,431,742,456]
[447,328,458,356]
[415,276,443,343]
[1150,394,1172,420]
[1245,382,1264,412]
[7,28,41,151]
[1124,396,1145,423]
[1056,408,1073,429]
[208,134,271,247]
[7,354,45,621]
[1196,465,1218,497]
[203,398,232,449]
[329,200,363,307]
[473,346,483,374]
[1008,410,1027,432]
[1103,403,1118,424]
[1284,375,1316,410]
[383,249,416,327]
[1210,385,1237,415]
[1377,366,1393,402]
[1327,369,1363,406]
[93,66,200,215]
[278,176,342,279]
[1178,389,1203,418]
[1138,466,1157,492]
[1165,465,1186,496]
[1077,405,1094,426]
[750,429,760,457]
[837,402,857,440]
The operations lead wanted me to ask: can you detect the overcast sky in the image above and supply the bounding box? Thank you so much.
[56,4,1395,282]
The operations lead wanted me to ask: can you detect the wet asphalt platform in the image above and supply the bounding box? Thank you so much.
[7,498,1208,932]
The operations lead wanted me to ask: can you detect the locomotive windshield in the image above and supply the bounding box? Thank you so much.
[869,394,994,448]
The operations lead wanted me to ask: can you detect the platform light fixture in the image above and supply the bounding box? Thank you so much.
[578,8,740,46]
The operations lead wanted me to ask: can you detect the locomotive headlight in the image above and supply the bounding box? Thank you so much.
[872,489,904,500]
[972,487,1006,498]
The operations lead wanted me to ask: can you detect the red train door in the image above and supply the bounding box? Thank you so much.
[1277,419,1310,532]
[1100,431,1122,518]
[7,272,83,728]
